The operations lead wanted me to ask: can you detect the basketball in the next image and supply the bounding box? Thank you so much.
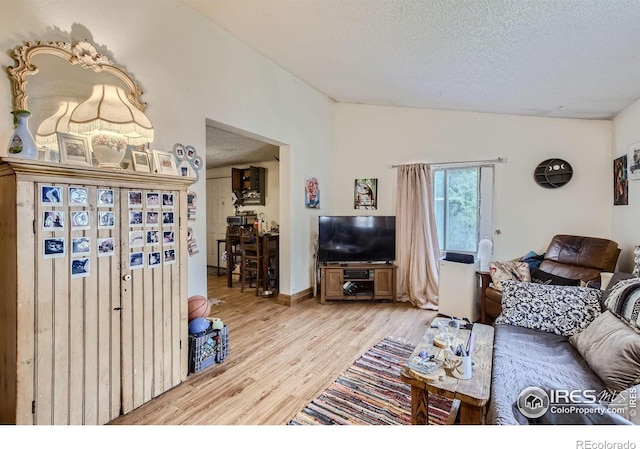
[188,295,211,321]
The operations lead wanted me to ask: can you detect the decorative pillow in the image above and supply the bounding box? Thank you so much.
[607,384,639,425]
[495,280,601,337]
[530,267,580,286]
[489,261,531,291]
[569,310,640,393]
[520,253,545,271]
[602,276,640,330]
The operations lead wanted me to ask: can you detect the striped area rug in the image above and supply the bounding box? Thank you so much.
[288,337,456,425]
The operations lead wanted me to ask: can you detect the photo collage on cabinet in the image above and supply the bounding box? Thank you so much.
[128,190,176,270]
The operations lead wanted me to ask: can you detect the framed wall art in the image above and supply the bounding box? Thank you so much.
[131,150,151,172]
[354,178,378,210]
[57,132,91,166]
[614,155,628,206]
[152,150,178,175]
[305,176,320,209]
[628,141,640,181]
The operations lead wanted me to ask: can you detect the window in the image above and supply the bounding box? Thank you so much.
[433,165,493,254]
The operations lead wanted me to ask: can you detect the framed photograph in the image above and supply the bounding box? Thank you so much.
[128,190,143,207]
[43,237,65,259]
[305,176,320,209]
[129,230,144,248]
[37,148,48,161]
[70,210,90,230]
[146,192,160,208]
[131,150,151,172]
[153,151,178,175]
[162,211,174,226]
[129,210,144,227]
[187,190,197,207]
[164,248,176,265]
[146,230,160,245]
[97,189,114,207]
[163,230,175,245]
[193,155,203,171]
[186,145,196,160]
[146,211,159,226]
[178,161,192,178]
[628,141,640,181]
[69,187,88,205]
[43,210,65,230]
[129,251,144,270]
[97,237,115,257]
[41,186,63,205]
[354,178,378,210]
[173,143,185,160]
[71,258,90,278]
[162,193,174,208]
[98,211,115,229]
[57,132,92,166]
[148,251,161,268]
[614,155,629,206]
[71,237,91,255]
[49,150,60,163]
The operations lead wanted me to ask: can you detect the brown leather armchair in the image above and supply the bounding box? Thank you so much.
[480,234,620,324]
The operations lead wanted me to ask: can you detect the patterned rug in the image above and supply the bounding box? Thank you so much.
[288,337,457,425]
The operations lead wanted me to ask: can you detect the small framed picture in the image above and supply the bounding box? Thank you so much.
[49,150,60,163]
[174,143,185,160]
[58,132,92,166]
[179,161,192,178]
[193,156,203,170]
[43,210,65,230]
[37,148,48,161]
[162,193,174,208]
[162,211,174,226]
[69,187,88,205]
[129,230,144,248]
[97,189,114,207]
[129,251,144,270]
[97,237,115,257]
[148,251,161,268]
[98,211,115,229]
[71,211,90,230]
[628,141,640,181]
[146,192,160,208]
[146,211,159,226]
[164,248,176,264]
[163,230,175,245]
[153,151,178,175]
[71,258,90,278]
[41,186,63,205]
[129,210,144,227]
[43,237,65,259]
[187,190,197,207]
[186,145,196,160]
[131,150,151,172]
[71,237,91,255]
[128,191,143,208]
[146,230,160,245]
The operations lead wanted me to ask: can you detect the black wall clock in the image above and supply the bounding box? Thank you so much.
[534,158,573,188]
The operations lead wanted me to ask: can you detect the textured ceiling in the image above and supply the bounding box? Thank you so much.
[191,0,640,167]
[206,126,279,168]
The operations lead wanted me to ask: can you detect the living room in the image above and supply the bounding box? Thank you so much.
[0,0,638,445]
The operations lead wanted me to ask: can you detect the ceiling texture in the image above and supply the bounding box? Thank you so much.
[187,0,640,168]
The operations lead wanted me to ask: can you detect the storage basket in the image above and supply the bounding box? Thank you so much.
[188,325,229,373]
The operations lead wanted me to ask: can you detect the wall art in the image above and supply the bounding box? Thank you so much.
[354,178,377,210]
[614,154,628,206]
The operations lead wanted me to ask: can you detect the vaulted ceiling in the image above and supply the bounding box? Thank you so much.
[187,0,640,167]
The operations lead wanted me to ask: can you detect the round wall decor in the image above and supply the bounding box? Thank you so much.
[534,158,573,188]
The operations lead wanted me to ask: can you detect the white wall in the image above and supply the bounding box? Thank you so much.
[334,103,613,262]
[0,1,335,297]
[612,98,640,272]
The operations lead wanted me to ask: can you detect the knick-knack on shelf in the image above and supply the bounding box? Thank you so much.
[7,110,37,159]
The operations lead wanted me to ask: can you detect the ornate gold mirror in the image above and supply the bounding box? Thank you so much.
[7,40,147,138]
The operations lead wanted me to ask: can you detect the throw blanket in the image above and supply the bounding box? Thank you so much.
[604,277,640,330]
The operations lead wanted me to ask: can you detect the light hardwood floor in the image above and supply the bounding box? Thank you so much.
[110,270,437,425]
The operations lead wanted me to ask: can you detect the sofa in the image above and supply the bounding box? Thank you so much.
[481,234,620,323]
[487,272,640,425]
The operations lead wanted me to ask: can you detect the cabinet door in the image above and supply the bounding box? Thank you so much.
[34,182,122,425]
[120,188,185,414]
[374,268,394,298]
[324,269,344,297]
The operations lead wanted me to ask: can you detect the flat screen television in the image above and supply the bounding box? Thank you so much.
[318,215,396,263]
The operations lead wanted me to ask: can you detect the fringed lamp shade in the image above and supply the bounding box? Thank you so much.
[68,84,154,145]
[35,101,79,148]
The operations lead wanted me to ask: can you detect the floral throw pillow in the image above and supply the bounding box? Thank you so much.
[488,261,531,291]
[495,280,602,337]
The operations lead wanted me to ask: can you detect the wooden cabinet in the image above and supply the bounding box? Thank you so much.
[0,158,192,425]
[232,166,266,206]
[320,263,397,304]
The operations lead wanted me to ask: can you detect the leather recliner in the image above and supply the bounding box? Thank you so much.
[481,234,620,323]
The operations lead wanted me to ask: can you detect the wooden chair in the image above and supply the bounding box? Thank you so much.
[239,227,261,295]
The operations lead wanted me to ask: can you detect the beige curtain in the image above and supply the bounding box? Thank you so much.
[396,163,440,309]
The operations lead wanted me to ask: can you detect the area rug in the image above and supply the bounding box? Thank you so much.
[288,337,457,425]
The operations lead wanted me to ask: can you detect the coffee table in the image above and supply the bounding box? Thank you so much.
[400,322,494,425]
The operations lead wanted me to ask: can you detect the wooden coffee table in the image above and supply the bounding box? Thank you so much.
[400,322,494,425]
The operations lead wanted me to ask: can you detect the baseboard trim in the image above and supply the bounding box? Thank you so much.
[274,287,314,306]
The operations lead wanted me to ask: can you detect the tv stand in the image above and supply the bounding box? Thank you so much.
[320,263,397,304]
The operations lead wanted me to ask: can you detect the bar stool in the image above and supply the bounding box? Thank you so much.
[239,227,262,295]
